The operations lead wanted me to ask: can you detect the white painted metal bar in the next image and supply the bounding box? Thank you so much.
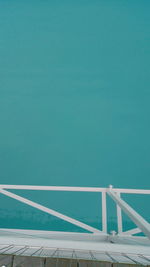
[0,189,101,233]
[113,188,150,194]
[116,192,123,234]
[122,227,141,236]
[101,192,107,233]
[0,185,149,194]
[0,185,106,192]
[108,188,150,240]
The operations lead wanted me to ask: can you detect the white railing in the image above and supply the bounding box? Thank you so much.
[0,185,150,239]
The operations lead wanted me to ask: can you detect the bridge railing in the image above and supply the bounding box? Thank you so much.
[0,185,149,239]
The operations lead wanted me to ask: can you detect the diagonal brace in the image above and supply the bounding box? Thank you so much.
[0,189,101,234]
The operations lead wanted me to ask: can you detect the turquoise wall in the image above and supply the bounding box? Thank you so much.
[0,0,149,231]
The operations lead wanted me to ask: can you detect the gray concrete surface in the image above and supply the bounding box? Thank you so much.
[0,254,13,266]
[0,255,147,267]
[12,256,44,267]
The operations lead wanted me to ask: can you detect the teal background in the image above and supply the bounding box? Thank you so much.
[0,0,149,232]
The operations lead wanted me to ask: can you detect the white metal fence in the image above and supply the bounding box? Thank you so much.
[0,185,150,239]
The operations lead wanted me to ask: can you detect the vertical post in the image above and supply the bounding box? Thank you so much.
[116,192,123,234]
[102,191,107,233]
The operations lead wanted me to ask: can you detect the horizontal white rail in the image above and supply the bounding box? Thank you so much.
[0,185,149,194]
[113,188,150,194]
[0,185,106,192]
